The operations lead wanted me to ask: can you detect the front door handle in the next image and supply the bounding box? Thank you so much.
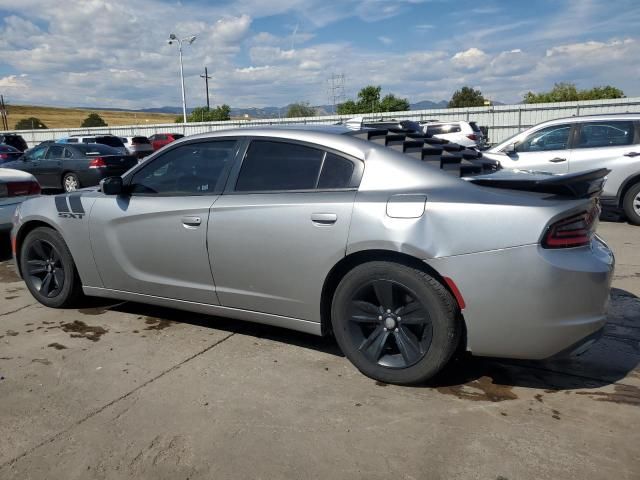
[624,152,640,158]
[549,157,567,163]
[311,213,337,225]
[181,215,202,227]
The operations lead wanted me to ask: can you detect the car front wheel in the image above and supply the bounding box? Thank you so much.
[20,227,84,308]
[331,261,461,385]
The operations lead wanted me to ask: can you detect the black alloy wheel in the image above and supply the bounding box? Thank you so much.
[25,239,65,298]
[348,279,432,368]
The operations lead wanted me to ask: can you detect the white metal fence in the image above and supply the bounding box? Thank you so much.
[5,97,640,148]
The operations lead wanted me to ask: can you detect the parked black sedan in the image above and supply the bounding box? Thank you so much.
[0,144,24,164]
[2,143,137,192]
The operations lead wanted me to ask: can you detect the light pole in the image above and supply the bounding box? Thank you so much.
[168,33,197,123]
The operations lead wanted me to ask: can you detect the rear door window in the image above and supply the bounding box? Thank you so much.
[45,145,65,159]
[427,124,462,135]
[96,136,125,148]
[235,140,357,192]
[575,121,635,148]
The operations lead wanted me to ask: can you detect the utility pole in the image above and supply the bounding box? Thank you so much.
[200,67,212,110]
[0,95,8,131]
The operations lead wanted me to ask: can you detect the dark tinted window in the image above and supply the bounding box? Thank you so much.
[516,124,571,152]
[171,134,184,140]
[66,138,79,143]
[45,145,65,158]
[318,153,355,189]
[236,141,324,191]
[28,146,47,160]
[469,122,481,133]
[63,148,73,158]
[427,124,462,135]
[82,137,96,144]
[130,141,236,195]
[575,121,635,148]
[121,138,129,144]
[132,136,150,144]
[0,145,19,152]
[96,136,125,148]
[72,144,121,155]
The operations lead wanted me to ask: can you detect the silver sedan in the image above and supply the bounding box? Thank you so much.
[11,126,614,384]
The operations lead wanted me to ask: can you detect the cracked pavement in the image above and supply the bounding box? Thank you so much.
[0,220,638,479]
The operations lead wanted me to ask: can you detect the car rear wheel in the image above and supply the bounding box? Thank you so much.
[331,261,461,385]
[63,173,80,192]
[20,227,84,308]
[623,182,640,226]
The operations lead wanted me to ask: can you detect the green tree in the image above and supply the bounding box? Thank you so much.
[448,86,486,108]
[81,113,108,127]
[15,117,48,130]
[286,102,316,118]
[524,83,625,103]
[337,85,409,114]
[177,105,231,123]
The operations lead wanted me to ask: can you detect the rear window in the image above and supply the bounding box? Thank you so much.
[171,134,184,140]
[81,137,96,143]
[72,144,121,155]
[469,122,481,132]
[132,136,150,144]
[427,124,462,135]
[96,136,125,148]
[0,145,19,152]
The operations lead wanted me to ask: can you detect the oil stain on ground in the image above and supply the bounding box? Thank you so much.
[0,263,20,283]
[144,317,174,331]
[575,384,640,406]
[436,375,518,402]
[48,342,68,350]
[60,320,108,342]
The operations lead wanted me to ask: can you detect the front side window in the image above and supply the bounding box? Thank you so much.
[28,146,47,161]
[516,124,571,152]
[130,140,236,195]
[575,121,635,149]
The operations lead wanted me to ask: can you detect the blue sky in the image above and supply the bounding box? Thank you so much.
[0,0,638,109]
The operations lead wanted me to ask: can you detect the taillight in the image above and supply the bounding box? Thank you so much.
[466,134,478,141]
[542,205,600,249]
[0,153,8,160]
[0,181,41,198]
[89,157,107,168]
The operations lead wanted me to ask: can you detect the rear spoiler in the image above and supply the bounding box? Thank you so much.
[467,168,610,199]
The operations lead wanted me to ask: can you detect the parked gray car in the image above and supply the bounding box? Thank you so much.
[10,126,613,384]
[484,114,640,224]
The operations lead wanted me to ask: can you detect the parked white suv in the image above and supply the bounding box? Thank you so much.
[421,121,486,149]
[483,114,640,224]
[120,136,153,159]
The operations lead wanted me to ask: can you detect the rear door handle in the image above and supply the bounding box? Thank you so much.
[549,157,567,163]
[181,215,202,227]
[311,213,337,225]
[624,152,640,157]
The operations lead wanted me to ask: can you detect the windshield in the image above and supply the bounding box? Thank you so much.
[72,144,121,155]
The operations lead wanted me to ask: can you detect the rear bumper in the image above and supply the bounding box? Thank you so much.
[426,236,614,360]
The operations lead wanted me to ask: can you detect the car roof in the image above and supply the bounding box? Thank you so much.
[539,113,640,125]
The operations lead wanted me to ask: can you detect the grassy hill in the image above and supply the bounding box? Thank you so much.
[4,104,177,130]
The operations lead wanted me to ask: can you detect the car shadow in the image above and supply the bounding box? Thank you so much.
[0,235,12,261]
[90,287,639,394]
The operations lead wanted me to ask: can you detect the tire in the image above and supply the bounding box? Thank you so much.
[622,182,640,226]
[331,261,461,385]
[20,227,84,308]
[63,172,80,192]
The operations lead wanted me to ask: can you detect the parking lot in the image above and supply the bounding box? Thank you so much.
[0,220,637,479]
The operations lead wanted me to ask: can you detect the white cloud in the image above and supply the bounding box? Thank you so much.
[451,48,489,71]
[378,36,393,45]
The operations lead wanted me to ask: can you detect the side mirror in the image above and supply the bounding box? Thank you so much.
[503,143,516,155]
[101,176,124,195]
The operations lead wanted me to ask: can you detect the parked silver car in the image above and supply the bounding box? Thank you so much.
[11,126,613,384]
[484,114,640,224]
[0,168,40,232]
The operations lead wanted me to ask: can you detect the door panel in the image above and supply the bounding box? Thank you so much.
[89,196,219,303]
[210,191,356,322]
[42,145,64,187]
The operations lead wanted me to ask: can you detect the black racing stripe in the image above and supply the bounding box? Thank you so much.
[55,196,70,213]
[68,194,85,214]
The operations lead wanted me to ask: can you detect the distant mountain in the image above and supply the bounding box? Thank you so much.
[410,100,449,110]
